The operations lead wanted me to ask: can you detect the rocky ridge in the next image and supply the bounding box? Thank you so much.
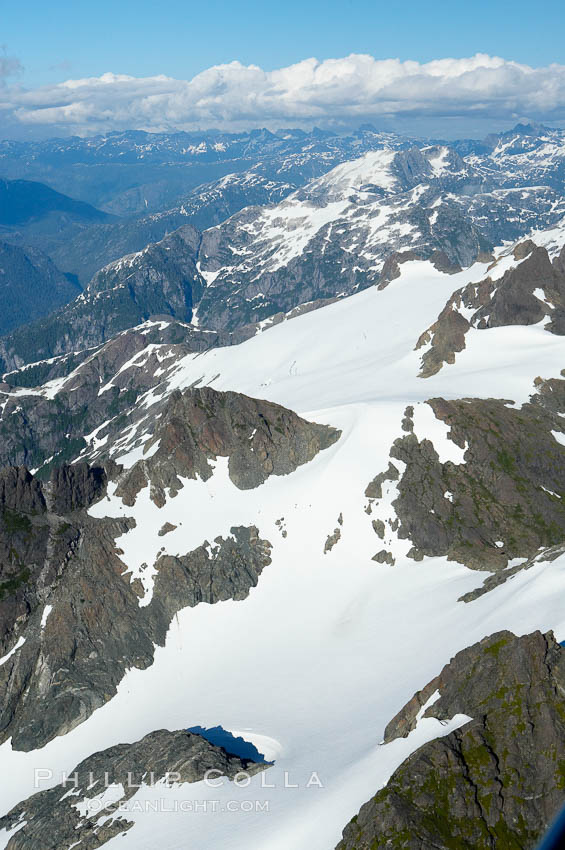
[43,170,298,286]
[417,238,565,377]
[116,385,340,505]
[0,728,266,849]
[0,387,339,750]
[365,386,565,576]
[337,630,565,850]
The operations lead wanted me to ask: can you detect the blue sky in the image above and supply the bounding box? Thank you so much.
[2,0,565,138]
[4,0,565,87]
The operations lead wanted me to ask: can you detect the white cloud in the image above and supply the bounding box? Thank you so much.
[2,54,565,136]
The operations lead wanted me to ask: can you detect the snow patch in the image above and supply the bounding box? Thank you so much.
[40,605,53,630]
[412,402,467,464]
[0,636,25,668]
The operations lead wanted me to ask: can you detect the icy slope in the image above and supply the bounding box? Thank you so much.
[142,255,565,418]
[2,251,565,850]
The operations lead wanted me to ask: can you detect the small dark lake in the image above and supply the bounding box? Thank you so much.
[187,725,272,763]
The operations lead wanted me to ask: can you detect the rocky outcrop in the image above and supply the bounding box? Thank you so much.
[0,225,205,371]
[116,386,341,505]
[0,466,46,515]
[324,513,343,553]
[0,462,108,659]
[0,384,336,750]
[377,251,421,288]
[0,728,267,849]
[0,468,52,654]
[49,463,107,513]
[147,526,272,641]
[0,463,107,657]
[366,395,565,571]
[416,242,565,377]
[337,630,565,850]
[0,512,272,751]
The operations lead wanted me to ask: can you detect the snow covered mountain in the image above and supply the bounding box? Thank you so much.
[41,170,298,286]
[2,211,565,849]
[193,143,565,330]
[2,124,565,351]
[3,123,565,848]
[461,122,565,191]
[5,131,565,371]
[0,126,416,215]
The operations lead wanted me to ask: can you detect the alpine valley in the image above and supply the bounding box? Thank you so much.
[1,121,565,850]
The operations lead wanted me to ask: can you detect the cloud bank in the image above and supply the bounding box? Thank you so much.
[2,54,565,137]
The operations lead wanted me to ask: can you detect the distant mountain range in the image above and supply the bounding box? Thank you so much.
[0,178,108,228]
[2,124,565,367]
[0,126,416,214]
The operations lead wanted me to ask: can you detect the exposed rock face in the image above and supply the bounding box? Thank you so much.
[416,243,565,377]
[323,513,344,553]
[0,386,337,750]
[337,630,565,850]
[1,467,53,654]
[415,304,470,377]
[0,504,272,751]
[49,463,107,513]
[148,526,272,642]
[0,466,46,515]
[116,386,341,505]
[366,394,565,571]
[0,729,266,849]
[477,245,565,331]
[0,322,252,473]
[0,225,205,371]
[324,527,342,553]
[0,463,107,657]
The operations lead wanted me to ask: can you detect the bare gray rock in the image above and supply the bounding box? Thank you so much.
[366,392,565,573]
[337,630,565,850]
[0,386,338,751]
[0,728,267,849]
[417,243,565,377]
[116,386,341,505]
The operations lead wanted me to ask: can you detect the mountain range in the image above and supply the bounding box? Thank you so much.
[1,122,565,850]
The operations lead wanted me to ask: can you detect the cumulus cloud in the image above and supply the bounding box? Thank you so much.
[2,54,565,136]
